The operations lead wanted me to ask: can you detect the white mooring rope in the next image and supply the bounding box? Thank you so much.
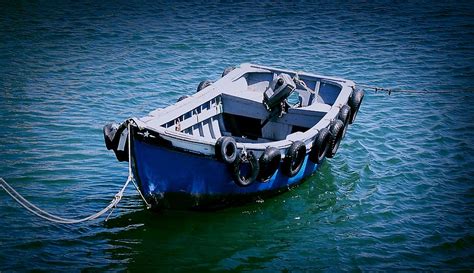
[356,83,474,95]
[0,122,150,224]
[0,177,130,224]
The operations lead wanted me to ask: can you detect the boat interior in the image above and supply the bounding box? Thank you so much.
[157,71,343,144]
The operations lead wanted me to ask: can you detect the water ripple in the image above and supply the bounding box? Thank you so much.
[1,0,474,271]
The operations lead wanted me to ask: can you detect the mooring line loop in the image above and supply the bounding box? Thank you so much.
[0,121,150,224]
[127,120,152,209]
[0,177,127,224]
[132,179,151,209]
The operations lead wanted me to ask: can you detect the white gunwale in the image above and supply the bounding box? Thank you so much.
[132,63,355,158]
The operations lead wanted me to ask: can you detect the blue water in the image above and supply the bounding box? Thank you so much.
[1,1,474,271]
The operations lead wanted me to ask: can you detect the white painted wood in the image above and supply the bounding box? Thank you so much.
[202,120,212,139]
[210,117,221,138]
[129,63,356,157]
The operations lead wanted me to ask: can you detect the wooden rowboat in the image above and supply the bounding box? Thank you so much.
[103,63,364,209]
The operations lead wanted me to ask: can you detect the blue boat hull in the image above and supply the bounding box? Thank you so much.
[132,138,321,209]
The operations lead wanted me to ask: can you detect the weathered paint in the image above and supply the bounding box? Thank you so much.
[132,137,320,209]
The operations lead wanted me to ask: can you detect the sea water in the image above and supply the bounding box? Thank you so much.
[0,1,473,271]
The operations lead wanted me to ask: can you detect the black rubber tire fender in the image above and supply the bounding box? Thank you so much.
[115,122,130,162]
[111,122,127,149]
[215,136,237,164]
[281,141,306,177]
[177,95,189,102]
[327,120,344,158]
[231,151,259,187]
[257,146,281,182]
[103,123,119,150]
[196,80,213,93]
[309,127,331,164]
[114,145,129,162]
[338,105,352,139]
[348,89,364,124]
[221,66,235,77]
[103,121,129,162]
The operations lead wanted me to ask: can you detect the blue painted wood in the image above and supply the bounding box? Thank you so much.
[132,137,320,209]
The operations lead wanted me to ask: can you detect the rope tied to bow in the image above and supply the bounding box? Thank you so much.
[0,122,150,224]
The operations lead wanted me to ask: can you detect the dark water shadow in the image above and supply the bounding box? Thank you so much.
[97,163,351,272]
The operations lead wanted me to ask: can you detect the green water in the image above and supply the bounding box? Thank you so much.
[0,1,473,271]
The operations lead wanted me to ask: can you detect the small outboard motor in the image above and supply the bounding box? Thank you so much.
[263,73,296,112]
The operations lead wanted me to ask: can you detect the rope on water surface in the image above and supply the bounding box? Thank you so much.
[0,176,130,224]
[0,122,150,224]
[356,83,474,95]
